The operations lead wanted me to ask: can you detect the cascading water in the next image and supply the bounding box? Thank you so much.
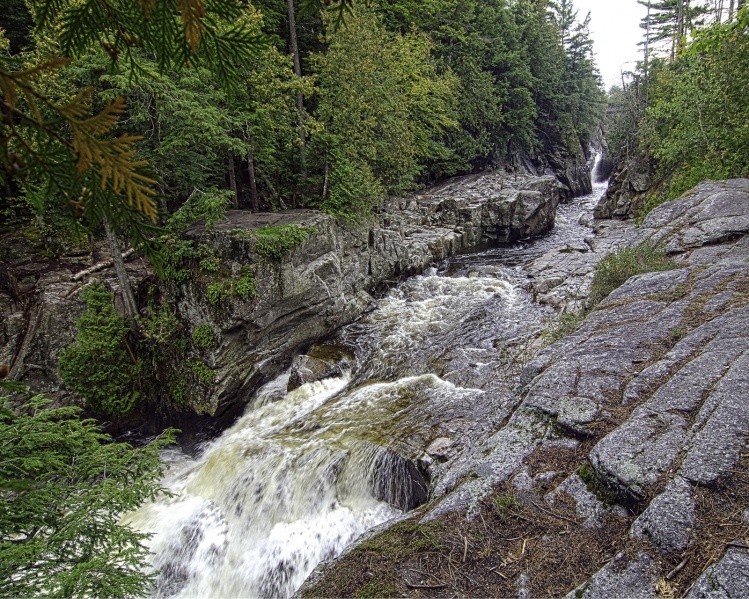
[127,177,609,599]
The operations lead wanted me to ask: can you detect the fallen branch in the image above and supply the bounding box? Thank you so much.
[72,248,136,281]
[528,499,580,525]
[404,582,447,590]
[666,556,689,580]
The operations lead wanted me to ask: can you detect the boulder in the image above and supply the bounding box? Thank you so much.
[287,349,351,392]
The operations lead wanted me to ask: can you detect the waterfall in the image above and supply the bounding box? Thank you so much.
[125,264,569,598]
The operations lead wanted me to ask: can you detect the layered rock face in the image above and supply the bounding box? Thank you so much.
[305,179,749,597]
[594,161,652,219]
[0,171,560,430]
[175,172,560,424]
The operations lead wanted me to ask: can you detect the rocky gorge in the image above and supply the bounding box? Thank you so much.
[0,170,561,438]
[302,178,749,598]
[4,163,749,598]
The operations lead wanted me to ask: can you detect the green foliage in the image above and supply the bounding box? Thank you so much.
[140,301,181,345]
[3,0,607,235]
[589,242,675,305]
[167,188,232,232]
[190,360,215,385]
[159,238,196,283]
[643,17,749,200]
[191,324,216,349]
[611,7,749,217]
[233,269,257,300]
[58,282,140,417]
[311,5,459,204]
[30,0,267,92]
[206,281,229,305]
[320,147,382,222]
[0,0,33,53]
[197,243,221,272]
[0,392,175,598]
[255,224,316,259]
[169,377,188,405]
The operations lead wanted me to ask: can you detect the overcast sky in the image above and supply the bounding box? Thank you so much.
[572,0,650,90]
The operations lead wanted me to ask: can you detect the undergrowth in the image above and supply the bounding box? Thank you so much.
[588,242,675,305]
[254,224,316,259]
[545,242,676,343]
[58,282,140,417]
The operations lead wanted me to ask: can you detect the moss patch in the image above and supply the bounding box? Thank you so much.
[302,482,629,598]
[254,224,317,260]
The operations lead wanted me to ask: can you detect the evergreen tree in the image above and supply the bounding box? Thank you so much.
[311,6,459,217]
[0,389,175,597]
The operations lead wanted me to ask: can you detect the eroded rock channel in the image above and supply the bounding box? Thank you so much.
[302,179,749,598]
[122,175,628,597]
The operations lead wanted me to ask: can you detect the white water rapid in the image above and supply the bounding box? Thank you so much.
[127,170,610,598]
[126,273,528,599]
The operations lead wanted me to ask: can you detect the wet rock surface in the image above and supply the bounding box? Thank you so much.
[304,179,749,597]
[0,171,559,428]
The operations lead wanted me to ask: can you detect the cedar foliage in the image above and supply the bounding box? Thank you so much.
[58,282,141,417]
[0,391,175,598]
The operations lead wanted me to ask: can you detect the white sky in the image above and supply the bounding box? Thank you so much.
[572,0,650,91]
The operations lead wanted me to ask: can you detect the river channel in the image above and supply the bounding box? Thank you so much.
[125,175,609,598]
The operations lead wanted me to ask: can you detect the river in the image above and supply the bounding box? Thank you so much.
[125,172,609,598]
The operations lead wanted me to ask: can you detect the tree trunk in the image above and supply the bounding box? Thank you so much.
[227,151,238,209]
[102,216,139,332]
[644,0,651,79]
[677,0,685,50]
[247,142,259,213]
[322,155,330,200]
[287,0,307,188]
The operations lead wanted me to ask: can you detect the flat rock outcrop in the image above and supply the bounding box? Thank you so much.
[303,179,749,598]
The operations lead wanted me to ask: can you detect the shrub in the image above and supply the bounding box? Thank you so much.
[159,238,195,283]
[206,282,229,305]
[589,242,675,305]
[233,270,256,300]
[58,282,140,417]
[191,324,216,348]
[254,224,316,260]
[197,243,220,272]
[190,360,215,385]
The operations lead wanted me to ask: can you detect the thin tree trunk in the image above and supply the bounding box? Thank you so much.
[677,0,685,52]
[322,155,330,200]
[287,0,307,189]
[227,151,238,209]
[247,143,259,213]
[644,0,651,79]
[103,216,139,332]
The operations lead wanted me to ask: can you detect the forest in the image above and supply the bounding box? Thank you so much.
[4,0,749,596]
[605,0,749,213]
[1,0,604,234]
